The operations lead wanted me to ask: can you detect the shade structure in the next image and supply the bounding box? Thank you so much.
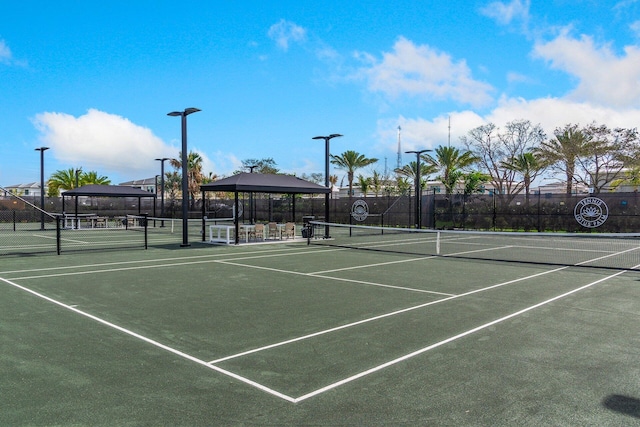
[61,185,157,217]
[62,185,158,198]
[200,173,330,244]
[199,173,331,194]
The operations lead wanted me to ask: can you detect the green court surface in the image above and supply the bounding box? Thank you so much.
[1,237,640,426]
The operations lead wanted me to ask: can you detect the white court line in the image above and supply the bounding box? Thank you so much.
[0,276,296,403]
[209,266,566,365]
[214,259,451,296]
[8,248,335,281]
[3,247,337,279]
[32,234,57,240]
[293,266,635,402]
[310,244,512,275]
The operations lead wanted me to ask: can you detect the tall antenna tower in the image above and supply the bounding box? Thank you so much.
[396,125,402,170]
[448,115,451,147]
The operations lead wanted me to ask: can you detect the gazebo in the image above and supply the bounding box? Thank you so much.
[61,184,157,216]
[200,173,330,244]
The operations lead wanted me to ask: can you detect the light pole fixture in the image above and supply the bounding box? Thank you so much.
[35,147,49,230]
[405,149,432,229]
[155,157,170,224]
[167,107,200,247]
[312,133,342,238]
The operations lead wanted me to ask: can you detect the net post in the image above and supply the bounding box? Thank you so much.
[143,214,148,250]
[436,231,441,255]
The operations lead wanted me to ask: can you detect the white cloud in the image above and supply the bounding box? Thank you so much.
[268,19,307,51]
[376,96,640,157]
[376,111,485,155]
[480,0,530,27]
[358,37,494,107]
[0,39,13,63]
[533,31,640,108]
[32,109,184,179]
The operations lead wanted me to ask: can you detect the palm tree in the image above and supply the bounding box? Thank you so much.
[357,175,371,196]
[82,171,111,185]
[47,168,81,196]
[330,150,378,198]
[424,146,477,195]
[462,171,490,195]
[536,124,588,195]
[370,170,383,196]
[394,161,438,182]
[170,151,204,208]
[501,152,545,202]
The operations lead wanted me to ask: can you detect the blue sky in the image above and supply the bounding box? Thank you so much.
[2,0,640,186]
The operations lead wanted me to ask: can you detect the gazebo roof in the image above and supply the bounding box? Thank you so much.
[200,173,330,194]
[62,185,156,198]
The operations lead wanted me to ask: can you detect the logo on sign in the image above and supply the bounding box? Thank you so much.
[351,200,369,222]
[574,197,608,228]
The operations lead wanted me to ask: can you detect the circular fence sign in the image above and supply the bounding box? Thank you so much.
[351,200,369,222]
[574,197,608,228]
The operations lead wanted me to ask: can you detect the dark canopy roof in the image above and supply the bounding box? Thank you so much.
[62,185,157,198]
[200,173,330,194]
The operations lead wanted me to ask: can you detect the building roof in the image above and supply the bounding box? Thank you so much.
[119,177,157,186]
[200,173,330,194]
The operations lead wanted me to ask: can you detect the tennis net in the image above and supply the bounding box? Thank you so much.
[308,221,640,271]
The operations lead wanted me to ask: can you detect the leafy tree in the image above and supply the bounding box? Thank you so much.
[424,145,477,195]
[536,124,588,195]
[330,150,378,198]
[234,158,280,175]
[299,172,323,184]
[575,124,638,194]
[611,166,640,191]
[463,120,545,201]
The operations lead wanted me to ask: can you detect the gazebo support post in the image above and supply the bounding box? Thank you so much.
[234,191,240,245]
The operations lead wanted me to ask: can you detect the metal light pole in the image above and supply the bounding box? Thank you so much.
[35,147,49,230]
[155,157,169,225]
[168,107,200,247]
[312,134,342,238]
[405,149,432,229]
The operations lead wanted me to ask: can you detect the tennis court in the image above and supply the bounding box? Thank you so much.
[2,224,640,425]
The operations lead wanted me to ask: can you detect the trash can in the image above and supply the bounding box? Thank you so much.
[302,216,315,239]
